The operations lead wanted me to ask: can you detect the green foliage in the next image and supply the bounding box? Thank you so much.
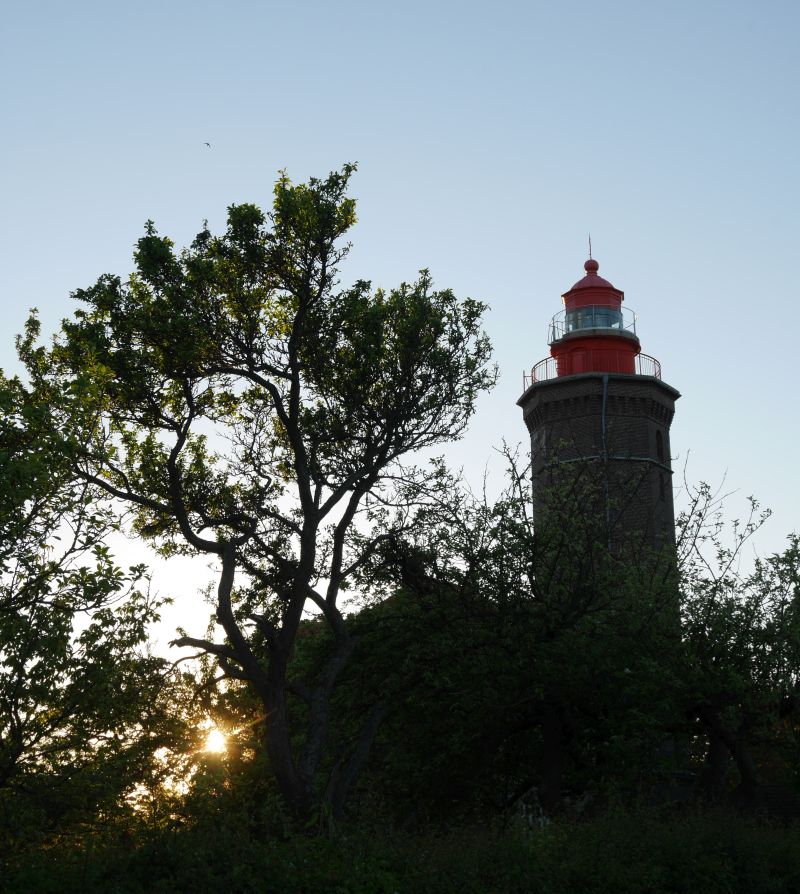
[681,491,800,720]
[0,372,189,850]
[289,464,799,825]
[4,812,800,894]
[677,484,800,802]
[24,164,495,819]
[6,160,800,871]
[289,453,682,823]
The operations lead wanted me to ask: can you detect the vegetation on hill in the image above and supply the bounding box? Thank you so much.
[1,168,799,888]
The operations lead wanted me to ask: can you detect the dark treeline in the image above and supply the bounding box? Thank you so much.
[1,168,799,892]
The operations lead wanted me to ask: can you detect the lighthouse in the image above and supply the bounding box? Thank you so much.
[518,258,680,561]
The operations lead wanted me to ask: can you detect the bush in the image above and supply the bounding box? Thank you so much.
[4,810,800,894]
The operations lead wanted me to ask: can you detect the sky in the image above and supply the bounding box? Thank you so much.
[2,0,798,639]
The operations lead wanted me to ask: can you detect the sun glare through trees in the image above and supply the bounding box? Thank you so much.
[202,726,227,754]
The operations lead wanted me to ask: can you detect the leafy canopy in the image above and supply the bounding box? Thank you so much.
[27,164,495,820]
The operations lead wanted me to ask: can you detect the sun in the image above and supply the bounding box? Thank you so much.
[203,727,227,754]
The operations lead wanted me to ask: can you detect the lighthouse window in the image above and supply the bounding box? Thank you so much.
[595,307,623,329]
[656,430,665,463]
[565,307,623,332]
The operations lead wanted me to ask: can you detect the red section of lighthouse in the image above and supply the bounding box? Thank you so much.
[550,258,639,377]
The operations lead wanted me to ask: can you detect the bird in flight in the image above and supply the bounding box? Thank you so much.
[204,142,211,148]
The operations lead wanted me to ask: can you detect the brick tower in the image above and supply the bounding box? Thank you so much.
[517,258,679,560]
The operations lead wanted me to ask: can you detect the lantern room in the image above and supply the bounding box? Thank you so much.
[550,258,639,376]
[524,258,662,385]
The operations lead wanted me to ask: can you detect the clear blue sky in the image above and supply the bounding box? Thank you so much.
[2,0,797,630]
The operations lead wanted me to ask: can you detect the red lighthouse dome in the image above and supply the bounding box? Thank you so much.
[549,258,640,376]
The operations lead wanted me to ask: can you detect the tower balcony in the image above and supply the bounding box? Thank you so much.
[549,306,638,343]
[523,352,662,389]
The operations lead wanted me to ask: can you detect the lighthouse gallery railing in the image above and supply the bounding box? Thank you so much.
[523,353,662,390]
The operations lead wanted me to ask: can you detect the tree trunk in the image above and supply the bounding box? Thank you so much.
[730,724,761,811]
[329,702,387,820]
[698,707,761,811]
[539,702,564,813]
[700,726,728,801]
[261,610,323,822]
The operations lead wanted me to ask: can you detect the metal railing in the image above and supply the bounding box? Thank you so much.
[522,352,662,390]
[636,353,662,379]
[549,306,638,342]
[523,356,558,388]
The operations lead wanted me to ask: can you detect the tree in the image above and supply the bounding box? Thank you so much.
[0,368,181,845]
[28,165,495,821]
[678,483,800,810]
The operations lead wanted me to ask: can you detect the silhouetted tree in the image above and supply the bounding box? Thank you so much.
[25,166,495,821]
